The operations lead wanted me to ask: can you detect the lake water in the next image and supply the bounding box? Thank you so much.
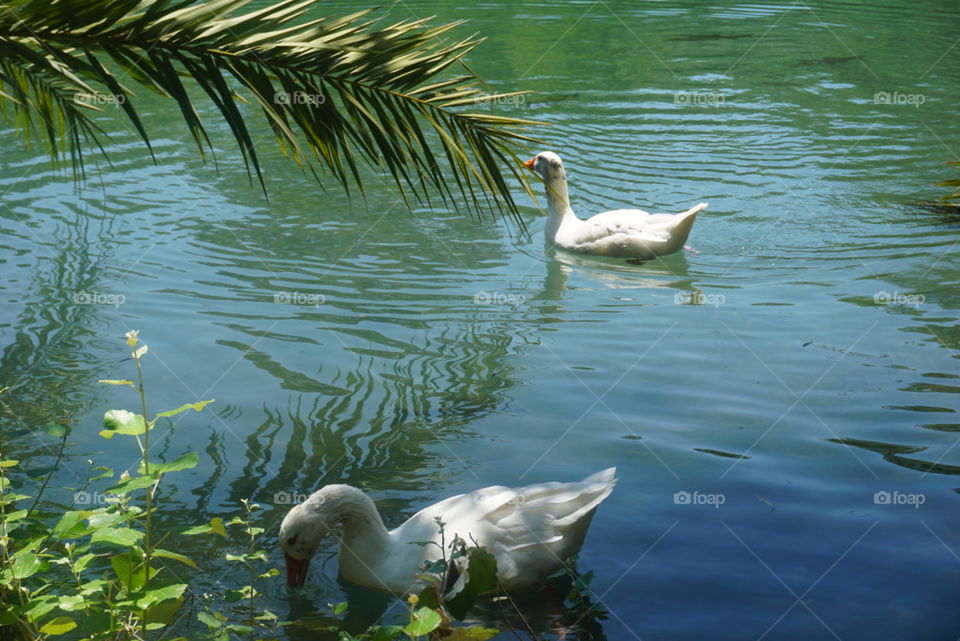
[2,1,959,639]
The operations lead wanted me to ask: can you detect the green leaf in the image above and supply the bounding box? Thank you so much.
[100,410,147,438]
[111,555,156,591]
[444,546,498,621]
[333,601,348,615]
[57,595,85,611]
[254,609,278,622]
[78,610,111,637]
[78,579,107,596]
[368,626,405,641]
[97,379,135,387]
[40,616,77,636]
[105,475,156,495]
[183,517,227,538]
[0,460,18,468]
[144,597,184,625]
[197,610,226,628]
[417,584,440,610]
[43,423,68,437]
[87,509,128,529]
[23,596,57,622]
[90,466,114,481]
[421,558,446,574]
[10,552,42,579]
[198,610,222,629]
[91,527,143,547]
[54,510,91,536]
[155,399,215,419]
[4,509,28,522]
[153,548,197,568]
[403,607,442,637]
[74,553,97,573]
[138,583,187,609]
[139,451,198,476]
[224,588,244,603]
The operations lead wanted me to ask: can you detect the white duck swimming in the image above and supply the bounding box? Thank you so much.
[280,468,617,594]
[525,151,707,259]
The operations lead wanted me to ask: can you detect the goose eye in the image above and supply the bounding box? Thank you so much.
[287,535,297,546]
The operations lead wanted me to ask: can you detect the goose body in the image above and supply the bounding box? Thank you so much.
[525,151,707,259]
[279,468,617,594]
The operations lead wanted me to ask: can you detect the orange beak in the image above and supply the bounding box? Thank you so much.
[523,157,536,169]
[285,553,310,588]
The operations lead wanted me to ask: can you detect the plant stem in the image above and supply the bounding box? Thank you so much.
[134,352,153,639]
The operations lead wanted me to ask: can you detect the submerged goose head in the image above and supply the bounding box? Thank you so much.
[279,484,385,588]
[278,493,333,588]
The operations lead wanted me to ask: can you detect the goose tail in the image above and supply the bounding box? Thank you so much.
[668,202,707,246]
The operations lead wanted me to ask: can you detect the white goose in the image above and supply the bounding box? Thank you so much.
[525,151,707,259]
[280,468,617,594]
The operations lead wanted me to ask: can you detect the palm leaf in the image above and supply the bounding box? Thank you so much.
[0,0,542,220]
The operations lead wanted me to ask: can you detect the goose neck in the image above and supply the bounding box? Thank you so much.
[544,175,576,239]
[316,486,392,552]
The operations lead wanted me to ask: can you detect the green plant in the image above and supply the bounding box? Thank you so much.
[192,500,285,641]
[413,517,498,625]
[0,330,212,640]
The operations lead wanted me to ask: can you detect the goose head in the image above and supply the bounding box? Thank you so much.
[524,151,566,183]
[279,494,335,588]
[278,484,389,588]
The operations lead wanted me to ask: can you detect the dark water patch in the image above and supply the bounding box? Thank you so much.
[694,447,750,460]
[884,405,956,413]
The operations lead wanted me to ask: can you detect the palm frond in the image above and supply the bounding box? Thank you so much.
[0,0,542,220]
